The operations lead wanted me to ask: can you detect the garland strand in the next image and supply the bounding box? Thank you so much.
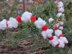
[0,0,68,48]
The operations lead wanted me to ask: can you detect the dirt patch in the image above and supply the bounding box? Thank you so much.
[0,44,52,54]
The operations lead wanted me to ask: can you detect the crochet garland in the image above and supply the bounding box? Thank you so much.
[0,0,68,48]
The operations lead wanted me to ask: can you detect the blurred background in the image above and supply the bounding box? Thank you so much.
[0,0,72,54]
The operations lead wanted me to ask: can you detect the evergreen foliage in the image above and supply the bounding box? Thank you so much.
[0,0,72,54]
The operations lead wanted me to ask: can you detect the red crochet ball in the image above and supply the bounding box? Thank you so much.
[54,25,58,30]
[56,42,60,47]
[42,25,48,31]
[6,20,8,28]
[48,36,54,40]
[30,16,36,23]
[16,16,22,23]
[58,34,63,38]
